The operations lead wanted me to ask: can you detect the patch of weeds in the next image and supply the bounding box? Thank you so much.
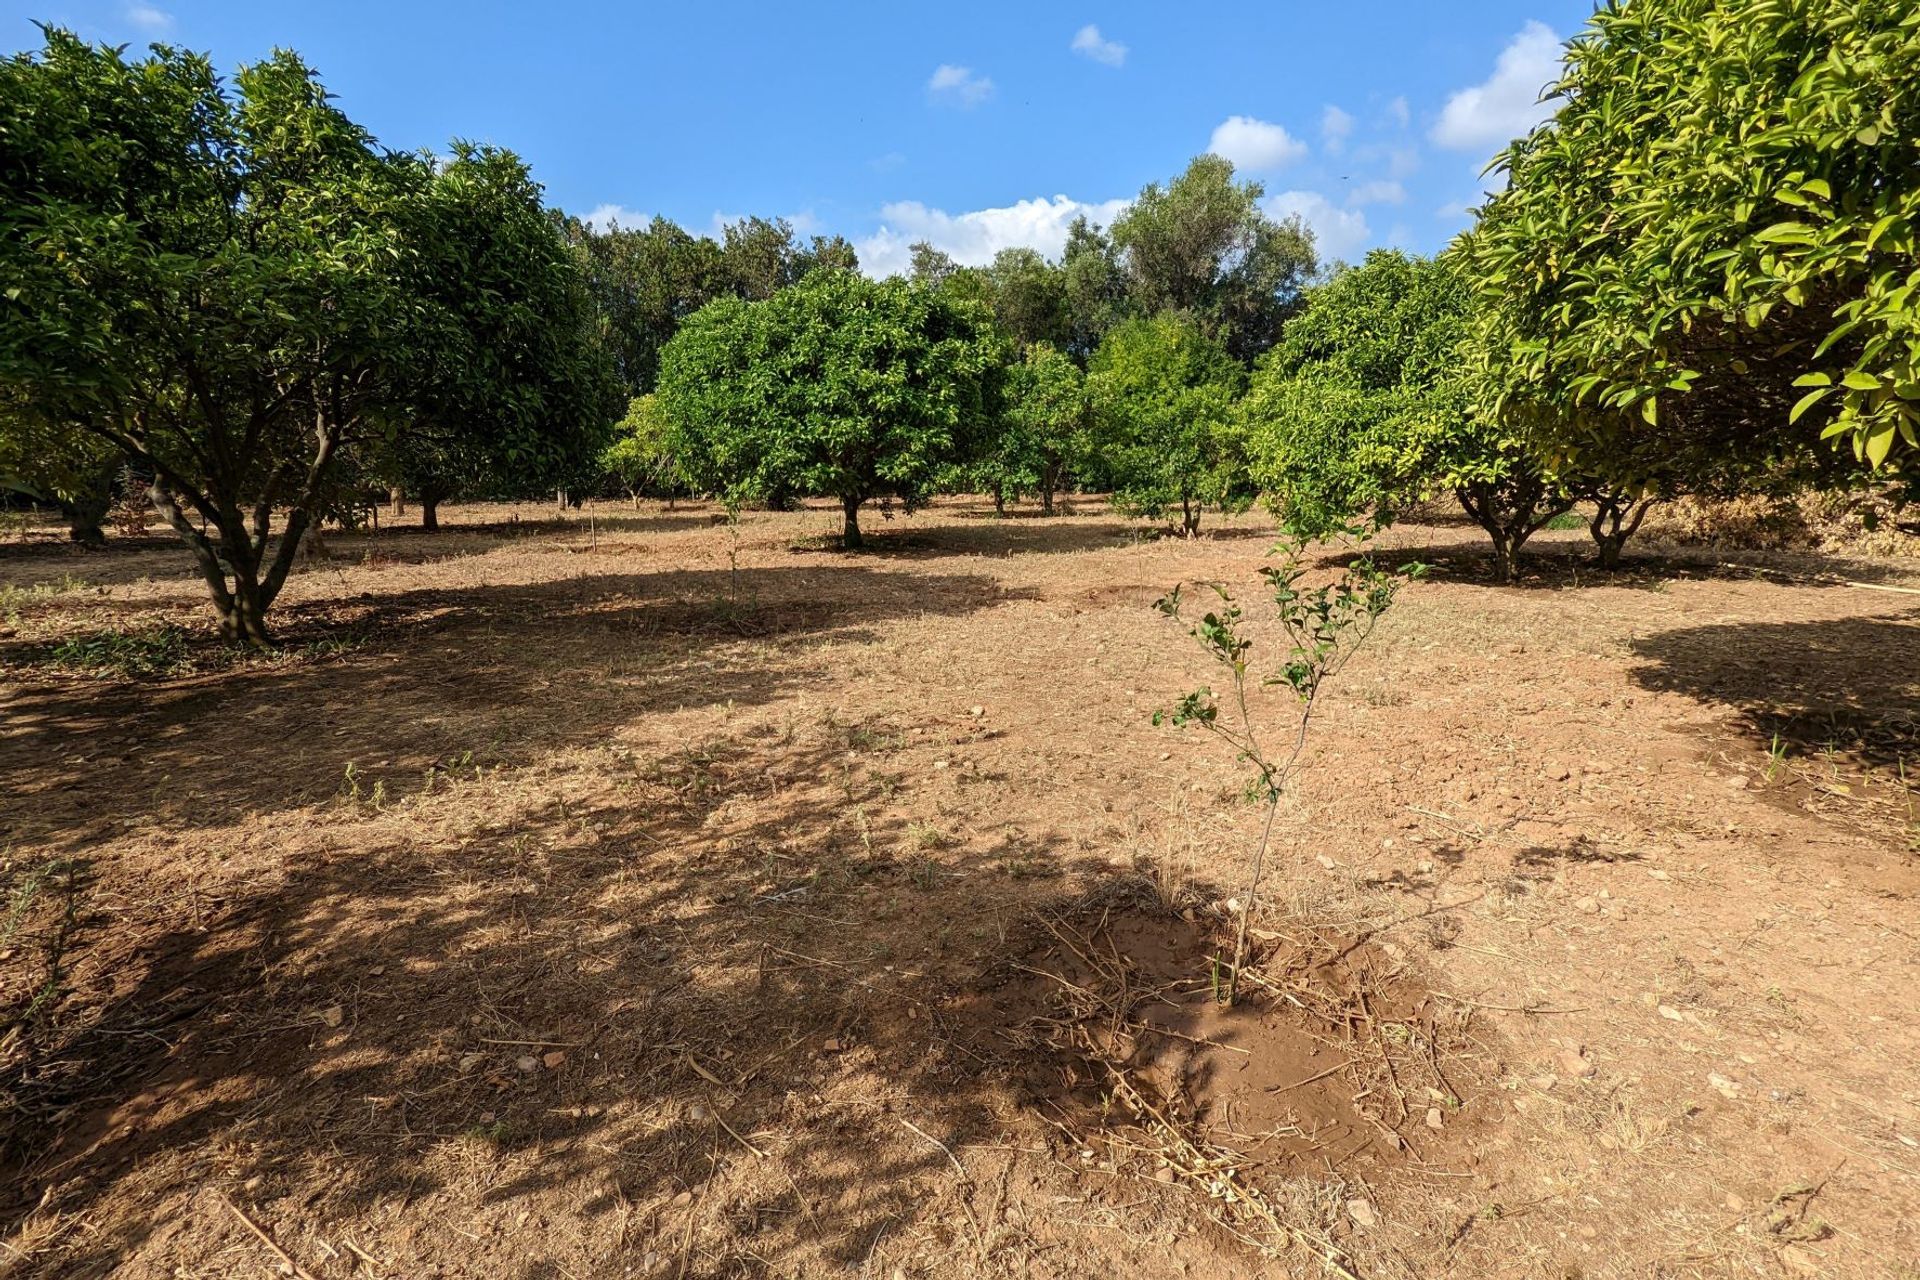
[842,719,907,754]
[902,854,945,891]
[997,849,1061,879]
[1544,509,1587,531]
[45,625,195,678]
[1762,733,1790,784]
[906,822,949,851]
[0,574,94,613]
[2,854,88,1027]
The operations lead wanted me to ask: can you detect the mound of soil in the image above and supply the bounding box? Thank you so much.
[946,887,1484,1246]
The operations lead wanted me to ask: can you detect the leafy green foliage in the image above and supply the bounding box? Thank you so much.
[978,344,1090,514]
[1088,314,1248,534]
[1244,251,1570,578]
[0,31,614,640]
[1465,0,1920,483]
[601,394,683,500]
[658,271,998,546]
[1155,528,1419,999]
[1111,155,1318,363]
[390,143,622,523]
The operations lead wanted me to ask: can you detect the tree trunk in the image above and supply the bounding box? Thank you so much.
[389,485,406,516]
[218,579,273,647]
[60,494,109,548]
[841,495,864,549]
[421,496,441,532]
[1181,496,1200,537]
[992,490,1006,517]
[1589,494,1654,569]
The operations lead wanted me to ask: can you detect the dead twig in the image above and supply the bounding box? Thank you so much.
[218,1191,321,1280]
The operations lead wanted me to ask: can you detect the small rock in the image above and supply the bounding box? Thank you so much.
[1557,1049,1595,1079]
[542,1050,566,1069]
[968,705,985,718]
[1707,1072,1741,1100]
[1726,1193,1745,1211]
[823,1038,843,1052]
[1574,896,1599,914]
[670,1190,693,1208]
[368,965,386,977]
[516,1055,539,1073]
[1154,1165,1177,1183]
[932,760,950,771]
[686,1103,709,1122]
[1426,1106,1444,1130]
[1658,1005,1685,1022]
[1647,869,1672,882]
[1316,855,1337,870]
[1345,1198,1377,1229]
[1780,1244,1821,1275]
[1549,766,1572,782]
[321,1005,345,1029]
[458,1053,484,1073]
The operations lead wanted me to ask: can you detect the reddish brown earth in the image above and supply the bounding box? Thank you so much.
[2,496,1917,1279]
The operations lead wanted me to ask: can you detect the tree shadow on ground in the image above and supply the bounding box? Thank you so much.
[0,715,1134,1278]
[1319,534,1904,592]
[1627,612,1920,766]
[0,565,1034,860]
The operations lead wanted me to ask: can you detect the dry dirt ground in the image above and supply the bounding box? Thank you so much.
[1,496,1918,1280]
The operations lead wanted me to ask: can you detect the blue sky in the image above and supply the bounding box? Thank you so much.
[14,2,1599,275]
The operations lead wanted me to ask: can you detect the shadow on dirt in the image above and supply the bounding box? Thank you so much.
[0,566,1036,860]
[1626,612,1920,766]
[0,710,1178,1277]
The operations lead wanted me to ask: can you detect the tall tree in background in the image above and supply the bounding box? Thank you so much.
[659,271,997,547]
[568,215,727,396]
[984,248,1070,352]
[1465,0,1920,491]
[1111,155,1318,363]
[1060,215,1129,364]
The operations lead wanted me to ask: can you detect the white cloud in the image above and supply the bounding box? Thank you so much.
[870,151,907,172]
[1431,21,1563,151]
[1265,191,1372,265]
[928,64,994,108]
[1347,180,1405,207]
[856,194,1131,279]
[1207,115,1308,172]
[1320,105,1354,155]
[582,203,648,231]
[1070,24,1127,68]
[124,3,172,31]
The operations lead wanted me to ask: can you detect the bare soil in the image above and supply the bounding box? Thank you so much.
[2,496,1918,1279]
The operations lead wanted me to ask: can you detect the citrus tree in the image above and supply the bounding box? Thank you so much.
[657,271,997,547]
[1088,314,1248,536]
[1465,0,1920,489]
[976,344,1090,515]
[1244,251,1573,579]
[0,31,614,640]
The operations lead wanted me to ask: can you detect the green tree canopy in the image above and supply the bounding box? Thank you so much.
[657,270,998,547]
[0,30,613,640]
[1087,313,1247,534]
[979,343,1090,515]
[1245,250,1570,578]
[600,393,683,502]
[1110,156,1318,363]
[393,143,621,528]
[1464,0,1920,489]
